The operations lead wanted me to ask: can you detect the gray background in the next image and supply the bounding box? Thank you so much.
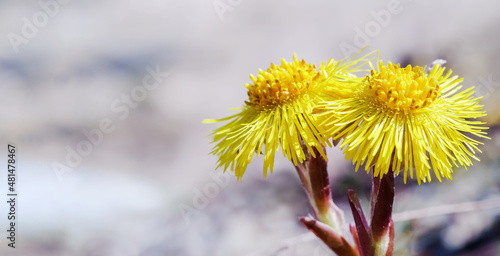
[1,0,500,255]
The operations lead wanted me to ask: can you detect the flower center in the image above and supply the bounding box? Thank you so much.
[245,54,324,110]
[366,62,440,111]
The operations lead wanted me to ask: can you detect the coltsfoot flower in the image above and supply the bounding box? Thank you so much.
[317,60,489,184]
[204,54,369,180]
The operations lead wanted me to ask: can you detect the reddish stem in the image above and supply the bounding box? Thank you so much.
[348,190,374,256]
[300,217,360,256]
[370,169,395,256]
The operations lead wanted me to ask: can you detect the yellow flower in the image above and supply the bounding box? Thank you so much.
[317,60,489,184]
[204,54,369,180]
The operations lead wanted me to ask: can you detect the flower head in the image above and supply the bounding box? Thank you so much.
[204,54,369,180]
[317,60,488,184]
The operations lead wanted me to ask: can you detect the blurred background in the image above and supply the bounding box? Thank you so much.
[0,0,499,255]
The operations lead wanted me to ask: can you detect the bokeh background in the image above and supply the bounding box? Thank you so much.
[1,0,500,255]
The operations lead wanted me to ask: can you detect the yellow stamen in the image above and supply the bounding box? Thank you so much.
[245,54,325,110]
[366,62,440,111]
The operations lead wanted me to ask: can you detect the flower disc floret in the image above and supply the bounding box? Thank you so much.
[245,56,323,110]
[366,63,440,111]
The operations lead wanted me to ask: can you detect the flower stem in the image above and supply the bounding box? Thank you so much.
[294,146,345,234]
[294,144,361,255]
[370,168,395,256]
